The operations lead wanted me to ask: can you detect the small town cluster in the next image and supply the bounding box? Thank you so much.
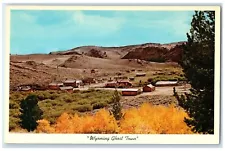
[16,71,179,96]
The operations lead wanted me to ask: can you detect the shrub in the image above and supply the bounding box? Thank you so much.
[50,109,64,117]
[39,99,53,108]
[75,104,93,112]
[35,91,52,100]
[50,93,59,100]
[9,109,21,118]
[93,102,108,110]
[106,98,114,104]
[56,94,73,103]
[9,100,19,109]
[35,103,193,134]
[10,92,26,102]
[77,99,90,105]
[9,117,20,131]
[64,98,74,103]
[90,100,98,105]
[51,101,59,106]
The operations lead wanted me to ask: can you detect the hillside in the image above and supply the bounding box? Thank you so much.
[122,42,185,62]
[49,41,185,62]
[10,41,184,89]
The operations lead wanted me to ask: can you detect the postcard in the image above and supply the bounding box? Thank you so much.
[3,5,221,144]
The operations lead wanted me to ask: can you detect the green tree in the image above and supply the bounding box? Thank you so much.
[19,94,43,132]
[110,89,123,120]
[174,11,215,134]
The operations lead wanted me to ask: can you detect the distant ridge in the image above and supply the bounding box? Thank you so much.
[49,41,186,62]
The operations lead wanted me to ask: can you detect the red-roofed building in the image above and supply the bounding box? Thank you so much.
[48,82,63,90]
[143,84,155,92]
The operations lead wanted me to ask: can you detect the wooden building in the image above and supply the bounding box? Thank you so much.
[136,73,146,77]
[30,84,46,91]
[129,77,135,81]
[117,80,132,88]
[155,81,178,87]
[143,84,155,92]
[63,79,77,87]
[48,82,64,90]
[59,86,74,93]
[114,76,128,80]
[83,77,95,84]
[19,85,32,92]
[105,82,117,88]
[121,88,140,96]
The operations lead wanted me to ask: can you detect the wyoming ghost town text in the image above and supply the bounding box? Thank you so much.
[87,135,139,142]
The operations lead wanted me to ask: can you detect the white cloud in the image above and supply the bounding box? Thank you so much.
[11,11,192,39]
[16,12,36,23]
[113,11,193,36]
[73,11,84,24]
[72,11,125,35]
[11,11,126,40]
[136,12,192,36]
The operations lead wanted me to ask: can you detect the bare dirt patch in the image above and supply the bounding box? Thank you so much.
[120,95,177,109]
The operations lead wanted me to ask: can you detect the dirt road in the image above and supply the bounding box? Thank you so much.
[118,85,190,109]
[75,84,190,96]
[75,84,191,109]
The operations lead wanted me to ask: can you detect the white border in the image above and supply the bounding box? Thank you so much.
[3,5,221,144]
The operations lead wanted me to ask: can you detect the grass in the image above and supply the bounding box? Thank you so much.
[9,89,114,131]
[128,67,186,87]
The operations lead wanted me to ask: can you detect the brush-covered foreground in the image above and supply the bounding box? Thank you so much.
[9,89,114,131]
[36,103,193,134]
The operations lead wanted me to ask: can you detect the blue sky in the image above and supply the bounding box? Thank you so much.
[10,10,194,54]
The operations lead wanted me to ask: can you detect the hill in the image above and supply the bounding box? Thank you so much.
[10,41,185,89]
[122,42,185,62]
[49,41,185,62]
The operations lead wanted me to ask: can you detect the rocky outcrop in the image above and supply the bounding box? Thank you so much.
[122,42,185,62]
[49,41,186,62]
